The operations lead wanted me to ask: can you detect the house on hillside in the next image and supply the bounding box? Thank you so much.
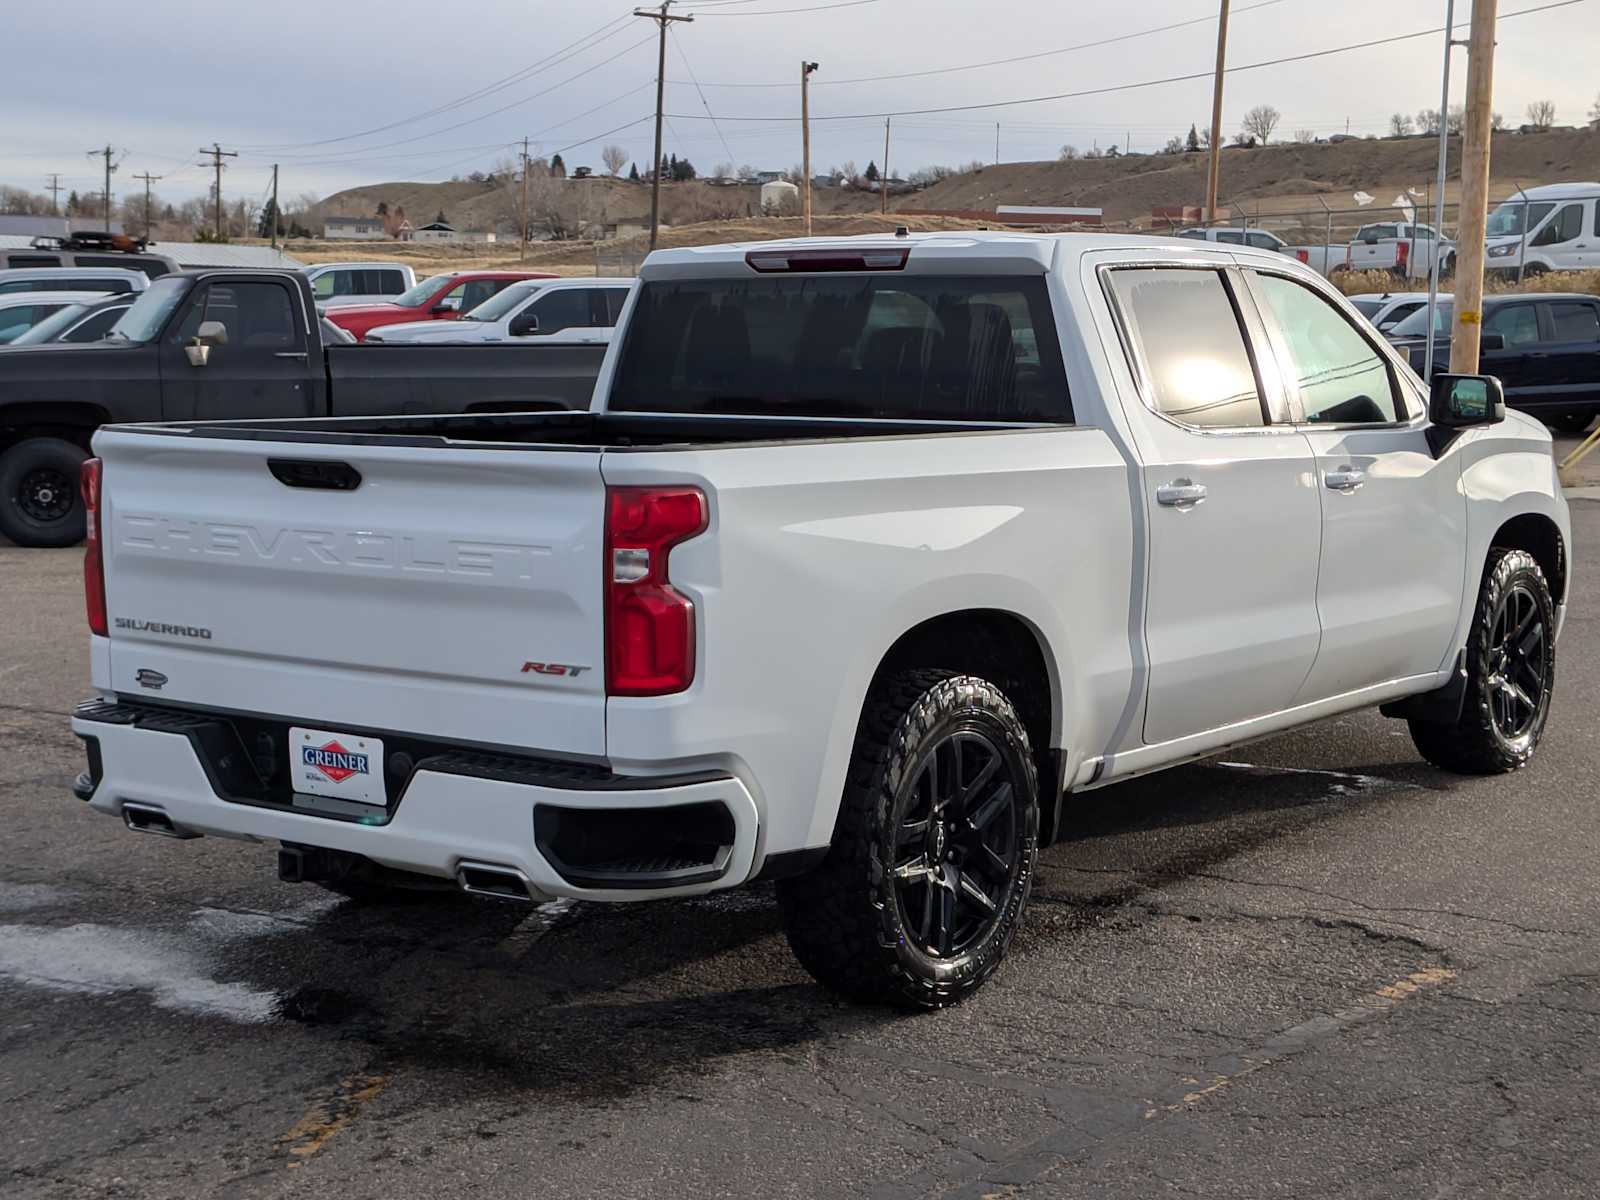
[323,215,385,240]
[411,220,496,244]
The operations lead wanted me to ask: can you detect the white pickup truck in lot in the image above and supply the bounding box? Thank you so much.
[72,232,1571,1008]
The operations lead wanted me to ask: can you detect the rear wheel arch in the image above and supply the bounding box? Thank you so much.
[0,402,111,455]
[866,609,1065,843]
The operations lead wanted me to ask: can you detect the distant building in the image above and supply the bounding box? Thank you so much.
[760,179,801,215]
[411,221,496,244]
[0,215,125,238]
[755,170,785,184]
[323,216,385,240]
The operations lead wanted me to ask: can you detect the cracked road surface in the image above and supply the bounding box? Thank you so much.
[2,502,1597,1199]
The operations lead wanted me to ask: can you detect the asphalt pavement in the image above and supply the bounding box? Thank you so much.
[0,494,1596,1199]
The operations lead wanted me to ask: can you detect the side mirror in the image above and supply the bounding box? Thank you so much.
[509,313,540,336]
[1430,372,1505,428]
[1479,332,1506,352]
[431,299,460,315]
[184,320,228,367]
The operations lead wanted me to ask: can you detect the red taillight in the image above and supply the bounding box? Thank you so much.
[1295,249,1309,264]
[1396,240,1410,270]
[81,457,107,636]
[605,486,708,696]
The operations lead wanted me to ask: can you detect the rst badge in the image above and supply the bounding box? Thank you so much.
[289,727,385,806]
[521,661,590,678]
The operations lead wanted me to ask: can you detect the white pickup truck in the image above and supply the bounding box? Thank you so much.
[72,233,1572,1009]
[1344,221,1455,280]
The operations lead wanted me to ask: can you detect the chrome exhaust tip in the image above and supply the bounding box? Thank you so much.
[457,861,539,903]
[122,802,198,840]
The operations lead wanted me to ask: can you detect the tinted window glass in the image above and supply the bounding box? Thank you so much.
[1254,273,1399,424]
[1532,203,1584,246]
[0,304,62,342]
[1246,232,1281,250]
[66,305,126,341]
[311,271,339,299]
[1349,299,1383,318]
[612,274,1071,422]
[526,288,590,333]
[8,303,88,344]
[461,278,508,310]
[111,276,188,342]
[1383,301,1423,327]
[1547,301,1600,342]
[176,282,297,348]
[603,288,628,324]
[1215,231,1244,244]
[4,255,62,269]
[1485,304,1539,347]
[1109,268,1263,428]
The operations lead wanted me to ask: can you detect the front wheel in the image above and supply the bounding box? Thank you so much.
[1549,409,1595,435]
[777,670,1039,1009]
[1409,548,1555,774]
[0,437,89,547]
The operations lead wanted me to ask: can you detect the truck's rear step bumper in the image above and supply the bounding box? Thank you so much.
[73,699,760,901]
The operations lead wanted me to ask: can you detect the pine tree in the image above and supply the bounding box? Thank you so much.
[628,162,640,181]
[550,153,566,178]
[1186,124,1201,153]
[864,161,879,182]
[434,209,447,225]
[660,153,670,180]
[376,200,388,216]
[257,198,279,239]
[672,157,696,182]
[66,190,80,213]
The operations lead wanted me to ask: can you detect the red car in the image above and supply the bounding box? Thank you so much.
[323,270,559,342]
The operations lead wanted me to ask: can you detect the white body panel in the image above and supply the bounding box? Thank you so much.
[81,232,1573,897]
[368,278,632,345]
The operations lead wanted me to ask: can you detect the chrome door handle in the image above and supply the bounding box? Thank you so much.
[274,351,309,359]
[1325,467,1366,491]
[1156,480,1207,508]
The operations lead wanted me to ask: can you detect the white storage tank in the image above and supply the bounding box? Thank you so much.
[760,179,800,216]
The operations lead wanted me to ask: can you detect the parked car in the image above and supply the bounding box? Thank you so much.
[1386,291,1600,431]
[1346,291,1438,333]
[0,244,177,279]
[303,261,416,307]
[70,232,1570,1009]
[1175,226,1290,252]
[1345,222,1454,280]
[5,294,135,346]
[367,277,634,344]
[0,266,148,296]
[0,292,115,344]
[0,270,608,546]
[324,270,560,341]
[1484,182,1600,276]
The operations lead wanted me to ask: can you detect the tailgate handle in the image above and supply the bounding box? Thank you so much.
[267,458,362,491]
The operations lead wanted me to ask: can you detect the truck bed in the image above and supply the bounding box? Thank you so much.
[324,343,608,417]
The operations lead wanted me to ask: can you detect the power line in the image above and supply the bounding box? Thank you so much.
[664,0,1588,123]
[671,26,736,164]
[688,0,883,14]
[238,13,638,151]
[684,0,1292,87]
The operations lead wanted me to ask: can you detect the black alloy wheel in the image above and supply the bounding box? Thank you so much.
[18,465,75,525]
[890,728,1023,959]
[1484,580,1549,746]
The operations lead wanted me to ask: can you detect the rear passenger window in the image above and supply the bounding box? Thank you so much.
[1485,304,1539,347]
[1252,273,1400,424]
[1107,268,1264,428]
[1547,301,1600,342]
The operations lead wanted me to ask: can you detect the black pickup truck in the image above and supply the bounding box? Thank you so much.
[0,268,606,546]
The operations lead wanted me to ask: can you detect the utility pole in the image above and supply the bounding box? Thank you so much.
[269,164,280,249]
[1204,0,1231,223]
[198,143,238,240]
[45,174,63,215]
[881,117,891,215]
[995,122,1000,166]
[520,136,531,262]
[1449,0,1498,375]
[88,145,117,233]
[1423,0,1462,382]
[132,171,162,240]
[635,2,693,250]
[801,61,819,236]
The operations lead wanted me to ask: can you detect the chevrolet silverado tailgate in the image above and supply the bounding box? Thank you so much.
[94,428,608,759]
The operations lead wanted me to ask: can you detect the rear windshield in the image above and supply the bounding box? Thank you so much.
[608,274,1071,422]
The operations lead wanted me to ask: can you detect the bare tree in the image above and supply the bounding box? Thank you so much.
[1492,112,1506,131]
[839,159,858,182]
[736,164,757,182]
[1526,100,1557,130]
[601,144,628,177]
[1416,108,1440,135]
[1059,144,1079,160]
[1293,128,1315,144]
[1241,105,1281,145]
[1389,112,1415,137]
[1591,93,1600,125]
[1197,127,1214,149]
[1447,104,1466,135]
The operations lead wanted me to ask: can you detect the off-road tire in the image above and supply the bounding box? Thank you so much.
[777,669,1039,1009]
[1409,548,1555,774]
[0,437,88,547]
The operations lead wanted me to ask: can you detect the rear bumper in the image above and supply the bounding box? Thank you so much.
[72,699,761,902]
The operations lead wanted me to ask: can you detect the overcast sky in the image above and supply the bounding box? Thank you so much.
[6,0,1596,207]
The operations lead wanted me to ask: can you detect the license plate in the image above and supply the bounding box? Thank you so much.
[289,727,385,806]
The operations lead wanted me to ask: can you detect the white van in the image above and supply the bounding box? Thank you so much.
[1484,182,1600,276]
